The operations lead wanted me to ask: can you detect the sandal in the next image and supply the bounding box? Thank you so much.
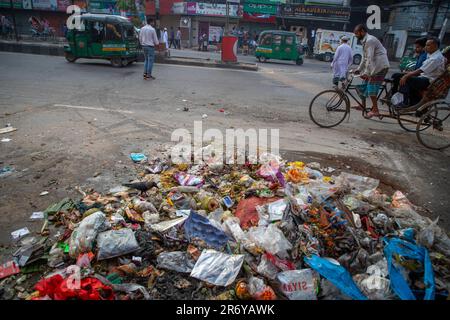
[365,111,382,119]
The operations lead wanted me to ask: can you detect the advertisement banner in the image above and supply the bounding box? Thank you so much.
[280,4,350,22]
[242,12,276,24]
[56,0,70,11]
[88,0,118,14]
[0,0,11,8]
[31,0,58,10]
[208,25,223,42]
[245,0,284,4]
[171,2,186,14]
[188,2,242,17]
[243,3,278,15]
[0,0,23,8]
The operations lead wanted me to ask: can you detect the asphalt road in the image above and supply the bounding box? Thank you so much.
[0,51,449,246]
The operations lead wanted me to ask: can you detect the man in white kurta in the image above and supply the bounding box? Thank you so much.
[331,37,354,86]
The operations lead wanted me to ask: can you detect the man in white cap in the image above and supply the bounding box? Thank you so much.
[161,27,169,49]
[331,36,354,87]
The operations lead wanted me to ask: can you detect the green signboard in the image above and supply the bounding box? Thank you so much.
[244,3,278,15]
[0,0,11,8]
[244,0,285,4]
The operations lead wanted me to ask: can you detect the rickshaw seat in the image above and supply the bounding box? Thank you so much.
[399,68,450,113]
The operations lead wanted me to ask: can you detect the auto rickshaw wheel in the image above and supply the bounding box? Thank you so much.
[64,52,77,63]
[258,56,267,63]
[296,58,304,66]
[111,57,123,68]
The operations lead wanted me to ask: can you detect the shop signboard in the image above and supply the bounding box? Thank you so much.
[88,0,118,14]
[243,3,278,15]
[171,2,186,14]
[187,2,242,17]
[280,4,350,22]
[31,0,58,10]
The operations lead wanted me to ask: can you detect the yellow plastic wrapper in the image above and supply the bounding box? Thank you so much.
[323,176,333,183]
[286,169,309,183]
[288,161,305,169]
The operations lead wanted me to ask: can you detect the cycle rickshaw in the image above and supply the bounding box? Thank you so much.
[308,69,450,150]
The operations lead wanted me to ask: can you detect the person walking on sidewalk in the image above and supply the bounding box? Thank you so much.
[176,27,182,49]
[139,18,159,80]
[331,36,353,87]
[352,24,390,119]
[169,26,176,49]
[161,27,169,50]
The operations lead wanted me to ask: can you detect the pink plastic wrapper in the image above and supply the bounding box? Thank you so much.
[257,160,285,187]
[174,172,204,187]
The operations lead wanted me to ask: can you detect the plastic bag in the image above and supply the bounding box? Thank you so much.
[417,218,439,249]
[335,172,379,198]
[157,251,195,273]
[383,236,435,300]
[247,224,292,259]
[304,255,367,300]
[190,249,245,286]
[354,258,392,300]
[184,211,229,249]
[96,228,140,261]
[267,199,287,222]
[248,277,277,300]
[388,192,450,257]
[256,255,279,280]
[174,172,204,186]
[306,180,339,204]
[222,217,247,243]
[69,211,107,258]
[257,160,286,187]
[277,269,318,300]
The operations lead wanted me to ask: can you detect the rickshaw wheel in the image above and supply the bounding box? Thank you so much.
[296,58,304,66]
[64,52,77,63]
[111,57,123,68]
[258,56,267,63]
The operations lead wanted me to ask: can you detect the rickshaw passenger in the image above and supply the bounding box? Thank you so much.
[399,37,445,107]
[391,37,427,95]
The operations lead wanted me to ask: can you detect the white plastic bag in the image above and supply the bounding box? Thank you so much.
[190,249,245,286]
[247,224,292,258]
[256,255,279,280]
[276,269,318,300]
[96,228,140,260]
[335,172,379,198]
[69,211,107,258]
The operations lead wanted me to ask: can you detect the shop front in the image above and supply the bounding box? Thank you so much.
[240,0,281,36]
[0,0,73,36]
[279,3,351,49]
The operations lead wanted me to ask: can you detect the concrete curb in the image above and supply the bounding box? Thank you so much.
[0,40,258,71]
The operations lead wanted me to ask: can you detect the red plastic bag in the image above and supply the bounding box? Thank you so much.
[235,197,280,229]
[34,274,114,300]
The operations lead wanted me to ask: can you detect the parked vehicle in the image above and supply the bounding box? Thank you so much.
[64,14,139,67]
[255,30,304,65]
[313,29,363,65]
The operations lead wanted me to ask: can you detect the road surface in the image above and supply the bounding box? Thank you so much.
[0,52,449,245]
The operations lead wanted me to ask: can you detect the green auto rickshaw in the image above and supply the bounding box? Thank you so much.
[64,14,139,67]
[255,30,304,65]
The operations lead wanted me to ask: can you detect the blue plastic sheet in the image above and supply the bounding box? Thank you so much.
[184,211,229,249]
[130,153,147,163]
[383,236,435,300]
[304,254,367,300]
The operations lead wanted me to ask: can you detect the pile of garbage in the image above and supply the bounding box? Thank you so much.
[1,147,449,300]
